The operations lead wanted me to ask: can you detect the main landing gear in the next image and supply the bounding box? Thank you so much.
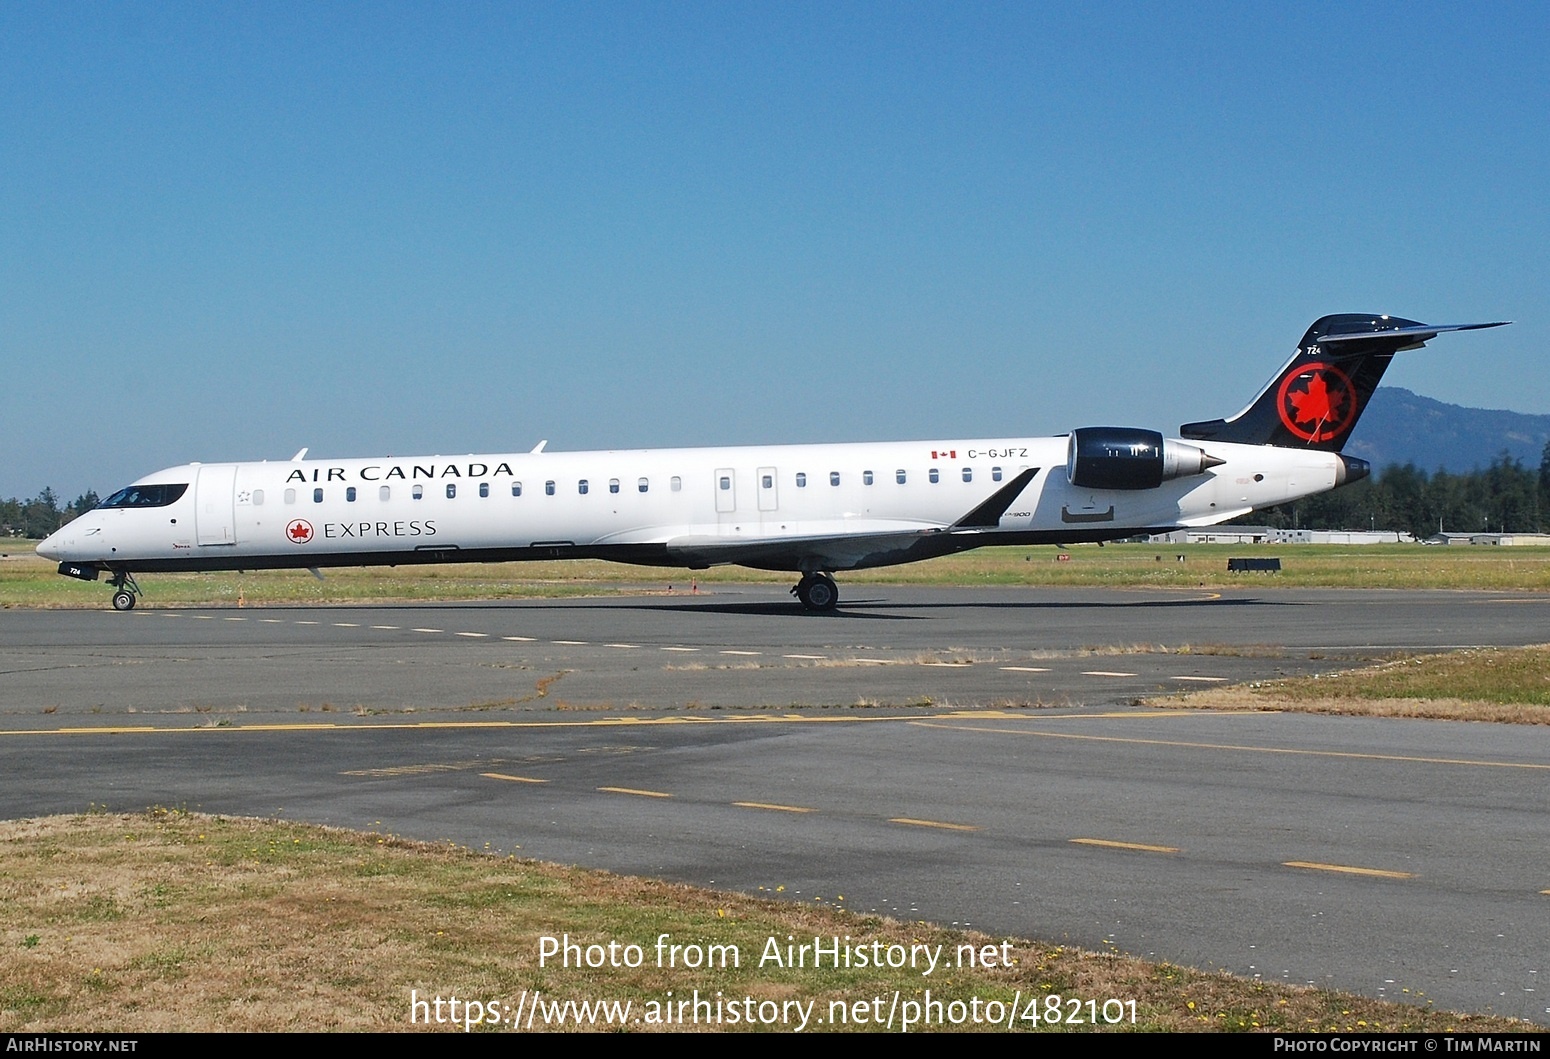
[791,572,839,613]
[109,571,141,611]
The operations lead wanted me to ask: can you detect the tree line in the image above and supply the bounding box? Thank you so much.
[1240,443,1550,538]
[1,489,100,540]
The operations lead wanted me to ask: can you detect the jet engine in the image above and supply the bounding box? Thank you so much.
[1066,427,1223,490]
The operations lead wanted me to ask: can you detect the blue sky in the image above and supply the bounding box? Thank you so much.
[3,3,1545,500]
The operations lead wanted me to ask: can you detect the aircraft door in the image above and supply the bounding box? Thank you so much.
[195,464,238,546]
[757,466,778,512]
[714,468,737,514]
[715,467,746,534]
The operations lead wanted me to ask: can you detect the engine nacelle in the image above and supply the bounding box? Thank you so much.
[1066,427,1223,490]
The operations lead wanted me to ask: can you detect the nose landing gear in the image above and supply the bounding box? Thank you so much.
[791,572,839,612]
[109,571,141,611]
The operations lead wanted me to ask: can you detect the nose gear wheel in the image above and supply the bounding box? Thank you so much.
[108,571,141,611]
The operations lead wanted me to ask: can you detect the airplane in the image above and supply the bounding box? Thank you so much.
[38,314,1508,613]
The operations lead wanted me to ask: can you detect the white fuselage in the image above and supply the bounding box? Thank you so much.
[38,434,1342,576]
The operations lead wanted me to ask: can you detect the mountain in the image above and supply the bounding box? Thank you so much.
[1344,388,1550,473]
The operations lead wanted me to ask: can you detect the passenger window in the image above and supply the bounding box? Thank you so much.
[545,481,555,496]
[609,479,620,494]
[253,489,264,505]
[762,474,773,489]
[670,476,682,492]
[962,468,972,483]
[346,487,357,502]
[284,488,296,504]
[446,484,456,499]
[379,485,391,501]
[413,485,424,500]
[863,471,874,486]
[512,482,522,497]
[929,468,939,484]
[719,476,731,490]
[578,479,589,494]
[638,477,648,493]
[895,469,906,484]
[830,472,840,486]
[796,473,806,488]
[479,482,489,498]
[993,466,1003,482]
[313,488,324,503]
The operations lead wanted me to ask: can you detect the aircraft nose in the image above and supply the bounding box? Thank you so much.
[36,531,63,561]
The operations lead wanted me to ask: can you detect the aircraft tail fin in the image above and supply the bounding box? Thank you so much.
[1180,315,1509,451]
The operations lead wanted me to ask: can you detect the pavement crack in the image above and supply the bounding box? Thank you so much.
[532,671,569,701]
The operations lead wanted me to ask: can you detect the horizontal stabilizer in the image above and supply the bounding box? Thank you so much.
[1317,321,1510,346]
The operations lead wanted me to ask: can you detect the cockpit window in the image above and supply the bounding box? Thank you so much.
[98,483,188,509]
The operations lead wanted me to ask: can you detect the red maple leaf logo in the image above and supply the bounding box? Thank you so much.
[1276,362,1355,443]
[286,519,314,544]
[1288,372,1345,428]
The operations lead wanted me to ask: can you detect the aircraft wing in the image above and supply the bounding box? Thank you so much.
[657,468,1042,572]
[662,523,949,572]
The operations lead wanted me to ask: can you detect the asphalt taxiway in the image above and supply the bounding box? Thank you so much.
[2,585,1548,1023]
[3,585,1548,718]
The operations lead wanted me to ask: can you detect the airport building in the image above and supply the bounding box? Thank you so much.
[1146,527,1416,545]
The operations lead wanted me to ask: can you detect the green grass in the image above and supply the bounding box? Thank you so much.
[6,543,1550,608]
[1159,644,1550,724]
[1273,646,1550,706]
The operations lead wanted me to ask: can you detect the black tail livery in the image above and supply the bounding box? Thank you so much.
[1180,315,1510,451]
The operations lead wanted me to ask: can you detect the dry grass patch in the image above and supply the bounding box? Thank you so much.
[1068,642,1287,658]
[1174,692,1550,725]
[1155,645,1550,723]
[0,811,1531,1032]
[1288,646,1550,706]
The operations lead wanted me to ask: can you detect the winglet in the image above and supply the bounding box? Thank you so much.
[950,468,1039,530]
[531,440,548,454]
[291,447,309,461]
